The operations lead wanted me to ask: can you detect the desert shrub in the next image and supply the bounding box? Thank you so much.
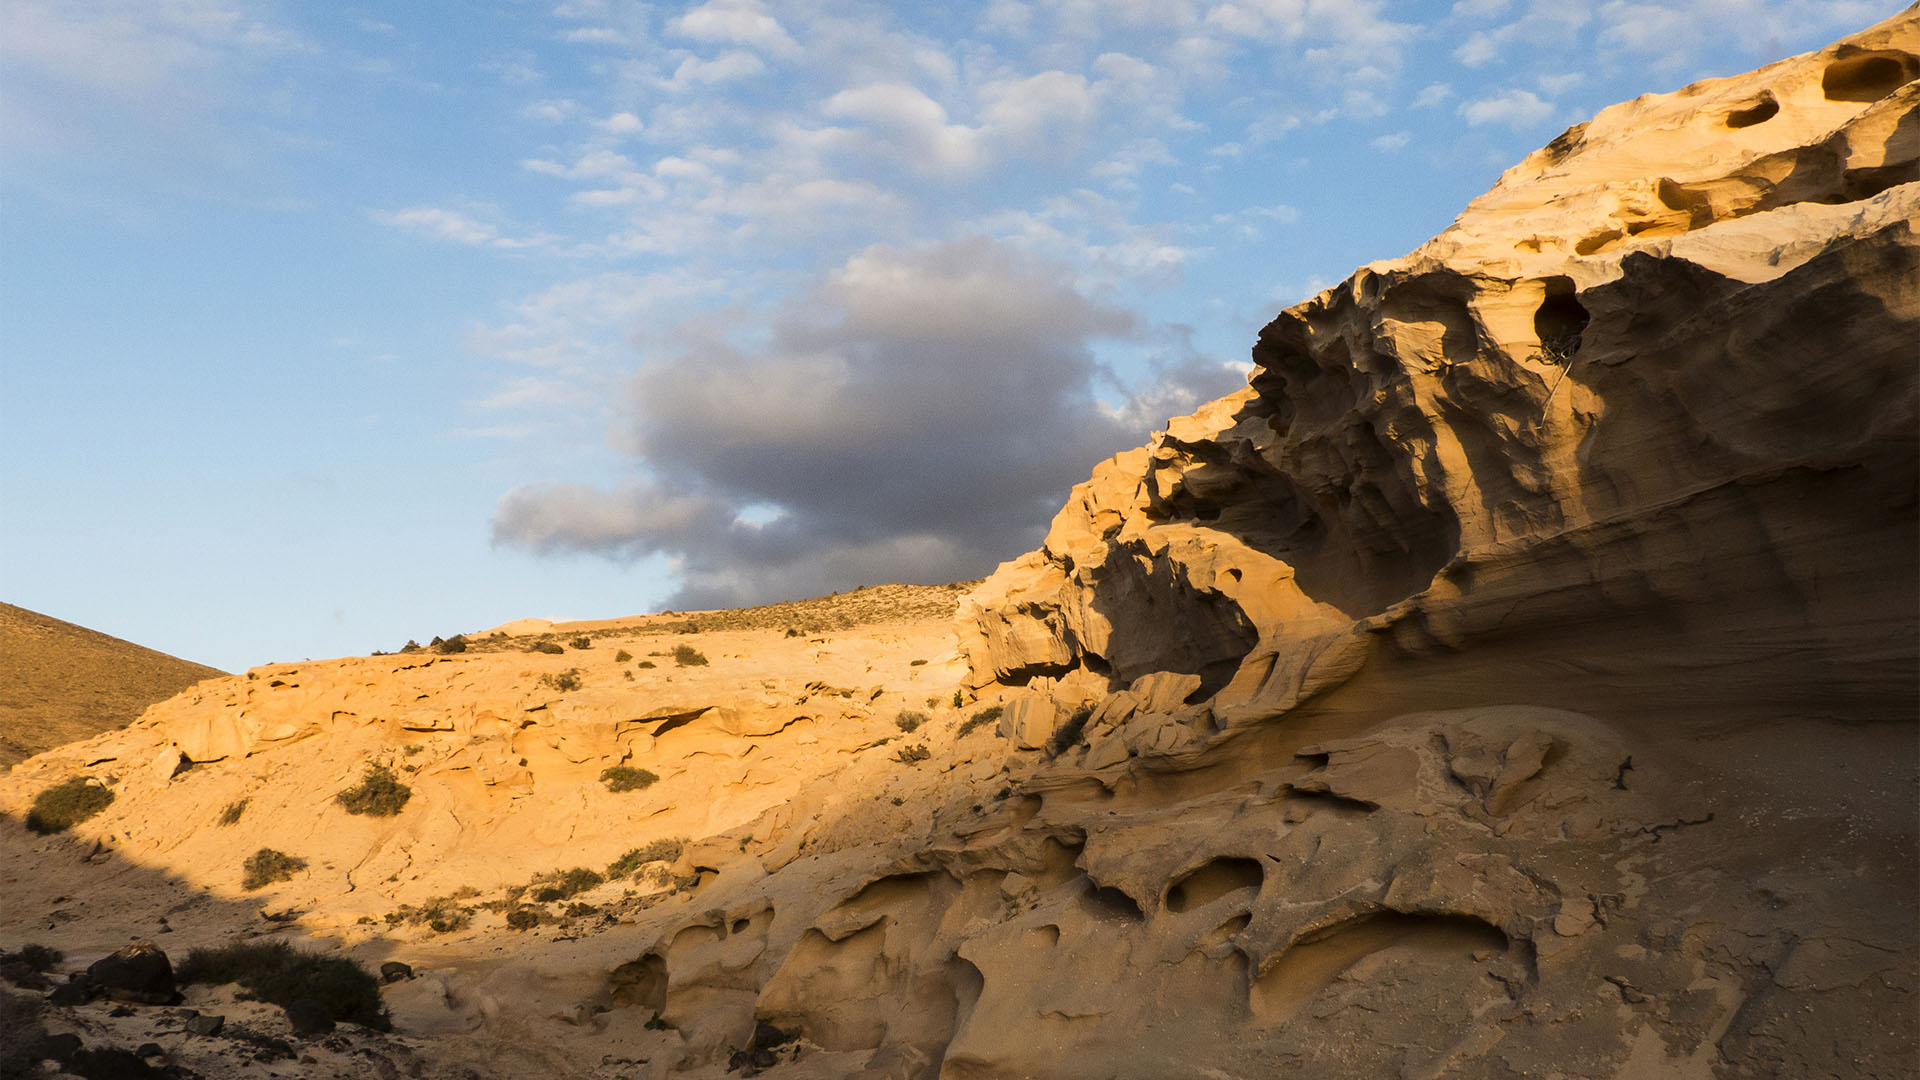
[600,766,658,793]
[623,670,635,682]
[614,649,633,663]
[529,640,565,655]
[892,744,930,765]
[5,944,61,972]
[433,635,467,655]
[956,706,1003,739]
[529,867,603,903]
[241,848,307,891]
[0,989,47,1078]
[26,777,113,834]
[218,799,248,826]
[1046,705,1095,758]
[538,669,582,693]
[336,765,410,817]
[570,636,592,650]
[399,639,422,653]
[894,711,928,733]
[505,908,539,931]
[176,941,389,1030]
[672,645,708,667]
[952,690,965,708]
[606,837,687,879]
[384,895,471,934]
[637,660,656,669]
[565,902,598,917]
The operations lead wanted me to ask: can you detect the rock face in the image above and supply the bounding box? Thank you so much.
[963,15,1919,731]
[1,17,1915,1080]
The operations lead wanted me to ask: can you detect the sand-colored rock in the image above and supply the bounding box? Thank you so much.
[2,16,1916,1080]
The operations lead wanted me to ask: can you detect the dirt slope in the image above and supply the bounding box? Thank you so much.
[0,603,225,770]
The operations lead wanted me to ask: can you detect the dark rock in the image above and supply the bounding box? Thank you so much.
[47,974,93,1005]
[31,1031,82,1063]
[185,1014,225,1036]
[284,999,335,1037]
[0,959,48,989]
[136,1043,164,1058]
[86,942,174,1005]
[109,1005,135,1017]
[379,961,413,984]
[68,1046,166,1079]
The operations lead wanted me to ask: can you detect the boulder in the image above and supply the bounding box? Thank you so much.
[84,942,173,1005]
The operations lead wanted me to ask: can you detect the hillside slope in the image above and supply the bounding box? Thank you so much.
[0,603,225,769]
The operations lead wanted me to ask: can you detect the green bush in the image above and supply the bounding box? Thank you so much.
[218,799,248,826]
[176,941,389,1030]
[607,837,687,878]
[529,640,565,655]
[26,777,114,834]
[894,711,928,733]
[505,908,539,931]
[637,660,656,669]
[529,867,603,902]
[600,766,658,793]
[956,706,1003,739]
[399,640,422,653]
[335,765,411,817]
[570,636,592,650]
[433,635,467,655]
[241,848,307,891]
[892,744,930,765]
[384,895,471,934]
[1046,705,1095,758]
[672,645,707,667]
[539,669,583,693]
[952,690,965,708]
[614,649,633,663]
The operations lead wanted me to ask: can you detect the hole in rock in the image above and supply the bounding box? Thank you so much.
[609,953,668,1011]
[1822,50,1918,102]
[1532,278,1590,358]
[1725,92,1779,128]
[1083,883,1145,922]
[1249,912,1511,1025]
[1166,857,1263,913]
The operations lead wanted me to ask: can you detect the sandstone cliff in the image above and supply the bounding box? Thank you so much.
[2,14,1915,1080]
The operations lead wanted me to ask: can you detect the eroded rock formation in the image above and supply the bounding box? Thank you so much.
[3,15,1915,1080]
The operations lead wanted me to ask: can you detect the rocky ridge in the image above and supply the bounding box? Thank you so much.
[3,15,1917,1080]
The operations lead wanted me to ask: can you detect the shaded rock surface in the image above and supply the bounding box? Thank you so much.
[2,16,1917,1080]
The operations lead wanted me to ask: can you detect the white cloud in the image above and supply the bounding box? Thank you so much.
[1411,82,1453,108]
[373,207,552,250]
[665,50,767,89]
[669,0,801,58]
[520,98,578,123]
[601,111,644,134]
[1458,88,1556,128]
[1370,130,1410,151]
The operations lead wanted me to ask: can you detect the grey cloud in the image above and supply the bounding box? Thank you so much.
[492,236,1246,608]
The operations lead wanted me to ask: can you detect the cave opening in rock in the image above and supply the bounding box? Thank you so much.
[1821,49,1919,102]
[1532,278,1591,362]
[1725,92,1780,128]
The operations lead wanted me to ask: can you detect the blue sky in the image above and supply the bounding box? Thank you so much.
[0,0,1892,671]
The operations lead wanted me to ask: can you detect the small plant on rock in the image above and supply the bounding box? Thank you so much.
[26,777,114,834]
[614,649,633,663]
[505,908,540,931]
[242,848,308,891]
[530,640,565,655]
[894,711,928,733]
[570,636,592,650]
[673,645,708,667]
[539,668,583,693]
[607,837,686,878]
[601,765,659,793]
[218,799,248,826]
[892,744,930,765]
[956,705,1003,739]
[529,867,603,902]
[1046,705,1095,758]
[433,635,468,654]
[336,765,411,817]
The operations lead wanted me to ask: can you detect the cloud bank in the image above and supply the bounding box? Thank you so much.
[492,237,1244,607]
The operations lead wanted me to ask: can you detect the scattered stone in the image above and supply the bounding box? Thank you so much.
[31,1031,82,1064]
[47,976,93,1005]
[185,1013,225,1036]
[136,1043,163,1058]
[379,961,413,984]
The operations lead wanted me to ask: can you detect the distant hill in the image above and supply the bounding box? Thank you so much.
[0,603,226,769]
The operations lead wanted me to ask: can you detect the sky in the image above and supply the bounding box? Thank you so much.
[0,0,1895,672]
